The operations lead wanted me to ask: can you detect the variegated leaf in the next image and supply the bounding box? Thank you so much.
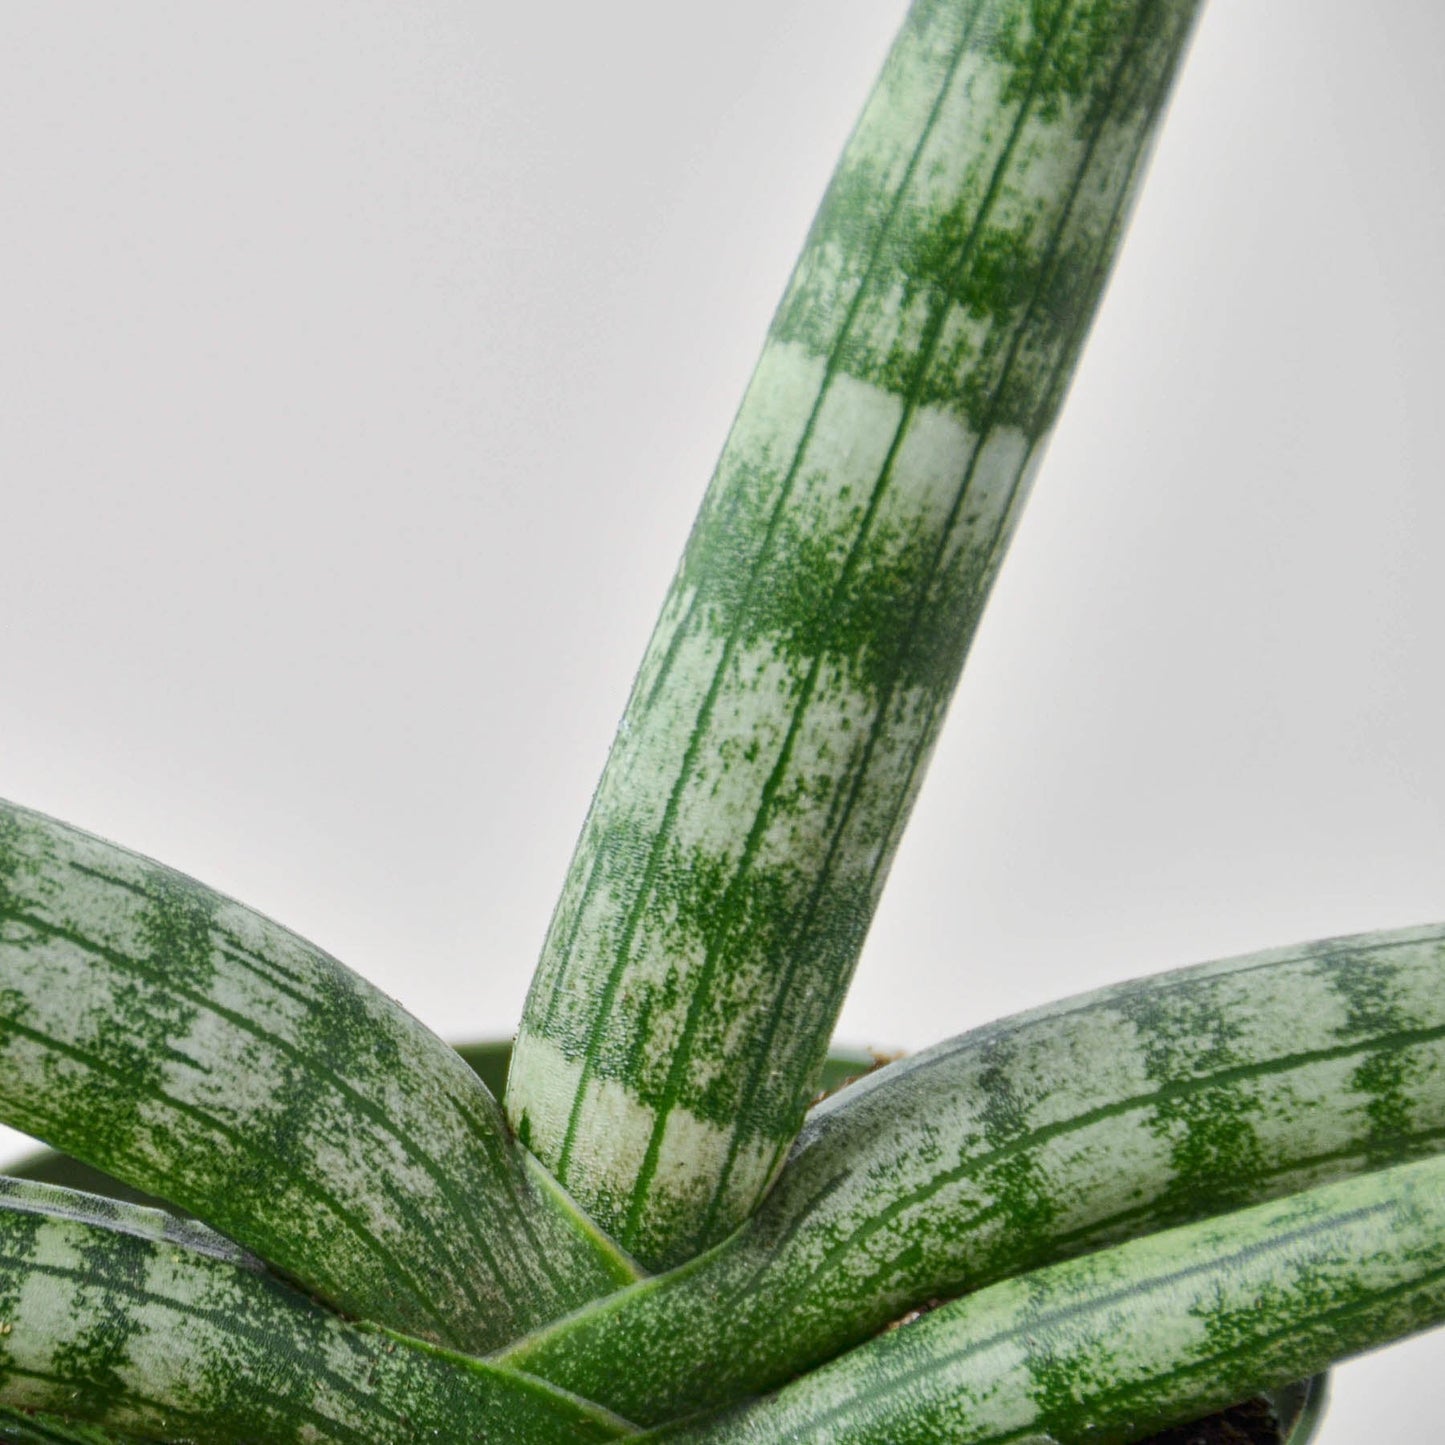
[505,925,1445,1423]
[0,1178,630,1445]
[645,1152,1445,1443]
[0,801,636,1355]
[508,0,1206,1269]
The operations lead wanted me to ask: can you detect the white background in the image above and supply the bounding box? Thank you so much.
[2,2,1442,1436]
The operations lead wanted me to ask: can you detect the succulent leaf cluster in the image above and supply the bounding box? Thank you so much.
[1,2,1440,1441]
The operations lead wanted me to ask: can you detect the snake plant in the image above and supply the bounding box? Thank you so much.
[1,1,1440,1441]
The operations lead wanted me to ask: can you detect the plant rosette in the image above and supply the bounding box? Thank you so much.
[2,1,1443,1442]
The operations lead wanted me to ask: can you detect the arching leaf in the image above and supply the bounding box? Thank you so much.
[0,1178,629,1444]
[0,801,635,1355]
[506,926,1445,1423]
[646,1153,1445,1443]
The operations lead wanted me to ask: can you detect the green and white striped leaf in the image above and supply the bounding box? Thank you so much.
[0,1042,879,1228]
[645,1152,1445,1444]
[503,925,1445,1424]
[0,1178,630,1444]
[464,1040,883,1110]
[508,0,1205,1268]
[0,801,636,1355]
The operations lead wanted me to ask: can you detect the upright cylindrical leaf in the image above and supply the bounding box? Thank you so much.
[508,0,1206,1268]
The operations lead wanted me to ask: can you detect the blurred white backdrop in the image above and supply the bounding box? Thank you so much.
[2,1,1442,1436]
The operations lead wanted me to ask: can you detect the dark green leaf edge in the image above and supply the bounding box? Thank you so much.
[1277,1372,1330,1444]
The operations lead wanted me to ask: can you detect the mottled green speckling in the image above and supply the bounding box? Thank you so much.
[644,1154,1445,1444]
[971,1030,1062,1249]
[1313,939,1437,1167]
[0,801,635,1356]
[502,925,1445,1425]
[1117,973,1272,1219]
[508,0,1206,1271]
[0,1181,629,1445]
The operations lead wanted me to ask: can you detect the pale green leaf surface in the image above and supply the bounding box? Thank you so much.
[504,925,1445,1423]
[646,1153,1445,1444]
[0,1040,874,1286]
[508,0,1206,1270]
[0,1178,632,1445]
[0,800,635,1355]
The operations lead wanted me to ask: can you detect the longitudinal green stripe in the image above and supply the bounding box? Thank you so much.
[503,925,1445,1424]
[0,802,636,1355]
[646,1153,1445,1445]
[507,0,1205,1268]
[0,1410,144,1443]
[458,1040,876,1110]
[0,1179,629,1445]
[1,1042,880,1217]
[0,1040,882,1299]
